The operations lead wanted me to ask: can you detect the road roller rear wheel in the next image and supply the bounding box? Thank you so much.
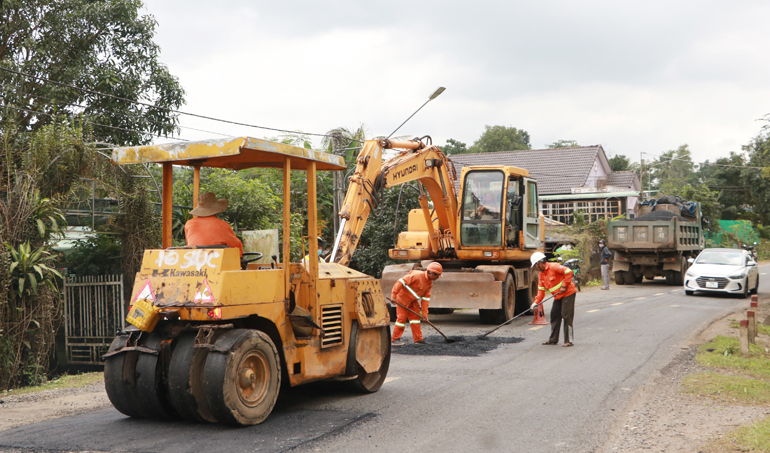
[104,333,146,418]
[345,323,390,393]
[134,330,178,419]
[168,331,217,423]
[203,329,281,425]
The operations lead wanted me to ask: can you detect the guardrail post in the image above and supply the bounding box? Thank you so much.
[740,320,750,356]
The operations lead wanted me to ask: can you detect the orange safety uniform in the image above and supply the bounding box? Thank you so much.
[391,270,433,343]
[184,216,244,256]
[533,262,577,303]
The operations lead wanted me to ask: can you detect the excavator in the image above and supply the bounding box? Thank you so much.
[329,136,545,324]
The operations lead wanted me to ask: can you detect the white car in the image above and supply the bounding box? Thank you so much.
[684,248,759,297]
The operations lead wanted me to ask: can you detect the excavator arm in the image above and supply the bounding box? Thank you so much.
[330,137,458,266]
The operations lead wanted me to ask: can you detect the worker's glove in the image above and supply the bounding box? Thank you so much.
[530,303,537,311]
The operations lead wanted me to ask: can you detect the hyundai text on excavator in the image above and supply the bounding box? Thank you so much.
[329,136,545,324]
[103,137,391,425]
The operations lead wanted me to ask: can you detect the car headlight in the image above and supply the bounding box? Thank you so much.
[728,271,747,279]
[686,271,696,277]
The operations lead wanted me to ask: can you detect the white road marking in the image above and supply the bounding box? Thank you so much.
[611,303,623,306]
[587,309,600,313]
[635,297,646,300]
[654,293,665,296]
[671,289,681,292]
[528,326,545,331]
[384,377,400,383]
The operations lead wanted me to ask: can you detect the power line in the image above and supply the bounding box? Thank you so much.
[0,103,188,142]
[1,84,233,139]
[0,66,335,139]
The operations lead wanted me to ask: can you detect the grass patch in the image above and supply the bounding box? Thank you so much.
[1,372,103,397]
[702,415,770,453]
[697,336,770,380]
[584,279,602,288]
[683,371,770,405]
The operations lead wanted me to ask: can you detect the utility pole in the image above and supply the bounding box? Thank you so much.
[331,131,346,234]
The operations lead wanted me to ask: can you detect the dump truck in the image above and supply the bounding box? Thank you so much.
[103,137,391,425]
[329,136,545,324]
[607,197,704,286]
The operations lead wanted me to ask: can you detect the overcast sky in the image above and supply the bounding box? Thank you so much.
[141,0,770,165]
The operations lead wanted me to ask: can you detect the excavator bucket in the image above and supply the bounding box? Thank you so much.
[381,264,503,310]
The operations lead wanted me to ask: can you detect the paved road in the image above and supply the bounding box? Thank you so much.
[2,265,765,453]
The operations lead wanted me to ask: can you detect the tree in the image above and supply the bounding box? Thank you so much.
[441,138,469,155]
[647,145,697,193]
[699,152,752,220]
[0,0,185,146]
[609,155,631,172]
[545,140,579,149]
[742,134,770,224]
[469,125,530,153]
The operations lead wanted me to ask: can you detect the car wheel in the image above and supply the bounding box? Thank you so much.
[750,276,759,295]
[742,278,750,299]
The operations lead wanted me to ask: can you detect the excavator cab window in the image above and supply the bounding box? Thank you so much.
[460,170,504,246]
[505,176,523,247]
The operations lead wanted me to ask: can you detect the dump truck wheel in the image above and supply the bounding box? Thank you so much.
[134,330,178,419]
[614,271,625,285]
[674,271,683,286]
[345,322,391,393]
[665,270,676,286]
[203,329,281,425]
[104,333,146,418]
[168,331,217,423]
[623,272,635,285]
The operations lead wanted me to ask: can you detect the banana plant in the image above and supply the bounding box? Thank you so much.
[4,241,63,298]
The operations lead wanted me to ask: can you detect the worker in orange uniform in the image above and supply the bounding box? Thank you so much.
[184,192,244,256]
[530,252,577,347]
[391,262,443,345]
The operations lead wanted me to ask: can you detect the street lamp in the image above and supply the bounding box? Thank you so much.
[386,87,446,139]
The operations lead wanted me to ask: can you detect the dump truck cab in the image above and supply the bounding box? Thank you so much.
[103,137,391,425]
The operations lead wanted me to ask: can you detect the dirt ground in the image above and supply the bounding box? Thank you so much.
[2,299,769,453]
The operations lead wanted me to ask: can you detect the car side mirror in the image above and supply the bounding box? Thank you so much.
[687,258,695,264]
[748,260,756,266]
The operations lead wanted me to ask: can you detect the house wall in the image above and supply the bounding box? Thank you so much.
[583,158,609,189]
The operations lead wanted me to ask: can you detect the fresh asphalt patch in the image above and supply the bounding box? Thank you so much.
[0,406,372,453]
[392,335,524,357]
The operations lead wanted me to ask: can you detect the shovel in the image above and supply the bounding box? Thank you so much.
[477,296,554,340]
[386,297,455,343]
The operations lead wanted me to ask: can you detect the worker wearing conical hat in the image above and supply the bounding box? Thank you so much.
[184,192,243,256]
[391,262,442,345]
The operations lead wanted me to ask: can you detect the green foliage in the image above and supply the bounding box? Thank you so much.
[545,140,579,149]
[657,183,721,224]
[4,241,62,297]
[348,185,421,278]
[441,138,470,155]
[62,235,123,276]
[704,415,770,453]
[469,125,531,153]
[608,154,631,171]
[0,0,185,145]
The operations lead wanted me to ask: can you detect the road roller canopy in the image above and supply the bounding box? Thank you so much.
[110,136,345,171]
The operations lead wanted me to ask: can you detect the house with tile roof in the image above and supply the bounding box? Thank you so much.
[449,145,641,224]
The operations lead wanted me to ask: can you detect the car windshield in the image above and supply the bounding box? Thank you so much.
[696,252,744,266]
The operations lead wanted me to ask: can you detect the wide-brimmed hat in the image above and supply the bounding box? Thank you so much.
[190,192,228,217]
